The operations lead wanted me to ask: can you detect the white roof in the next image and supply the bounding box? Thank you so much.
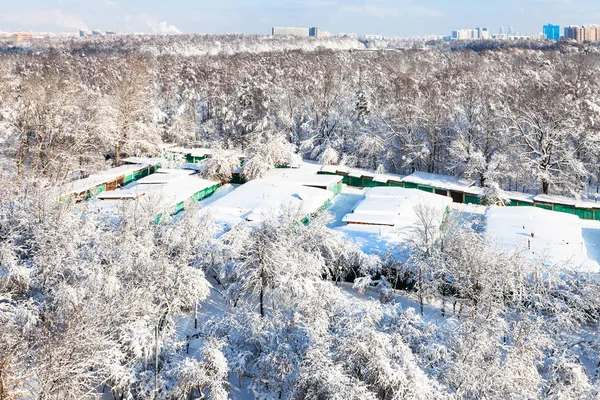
[534,194,600,209]
[485,206,597,271]
[136,169,194,185]
[181,163,204,172]
[168,147,213,157]
[504,191,535,203]
[208,179,334,223]
[402,171,475,192]
[96,176,219,214]
[121,157,162,166]
[343,187,452,227]
[320,165,339,173]
[286,174,342,188]
[319,165,403,184]
[96,164,149,178]
[373,173,404,183]
[60,175,110,198]
[60,163,151,197]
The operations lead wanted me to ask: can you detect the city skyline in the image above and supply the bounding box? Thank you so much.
[1,0,600,37]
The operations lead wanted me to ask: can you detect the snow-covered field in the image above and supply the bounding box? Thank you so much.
[486,206,600,272]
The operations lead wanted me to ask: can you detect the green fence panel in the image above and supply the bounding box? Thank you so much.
[389,182,404,187]
[464,194,480,205]
[554,205,576,215]
[535,203,553,211]
[404,182,418,189]
[575,208,594,220]
[516,201,533,207]
[349,176,362,187]
[362,177,375,188]
[417,185,434,193]
[172,201,185,215]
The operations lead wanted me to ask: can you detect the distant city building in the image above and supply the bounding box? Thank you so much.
[451,28,489,40]
[272,27,321,37]
[500,26,504,34]
[106,31,117,35]
[509,26,514,35]
[564,25,600,42]
[92,30,102,35]
[543,24,561,40]
[363,34,384,40]
[338,32,358,39]
[11,32,33,42]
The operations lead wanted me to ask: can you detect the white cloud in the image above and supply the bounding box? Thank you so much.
[0,9,89,31]
[140,14,182,34]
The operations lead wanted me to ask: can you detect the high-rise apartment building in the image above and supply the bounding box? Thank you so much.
[543,24,560,40]
[564,25,599,42]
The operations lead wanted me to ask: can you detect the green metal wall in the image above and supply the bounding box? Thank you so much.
[464,194,480,205]
[417,185,434,193]
[362,177,376,188]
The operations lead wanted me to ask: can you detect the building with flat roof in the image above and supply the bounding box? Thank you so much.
[272,26,321,37]
[543,24,560,40]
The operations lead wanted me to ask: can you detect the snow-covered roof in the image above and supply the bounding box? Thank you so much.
[136,169,194,185]
[181,163,204,172]
[373,173,404,183]
[208,179,334,223]
[285,174,342,189]
[168,147,213,158]
[319,165,404,184]
[60,163,152,197]
[343,187,452,227]
[503,191,535,204]
[95,175,219,214]
[402,171,475,192]
[485,206,597,271]
[120,157,162,166]
[60,175,110,198]
[320,165,339,174]
[96,164,150,178]
[533,194,600,209]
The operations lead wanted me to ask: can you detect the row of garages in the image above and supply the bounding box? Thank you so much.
[59,157,162,203]
[318,165,600,221]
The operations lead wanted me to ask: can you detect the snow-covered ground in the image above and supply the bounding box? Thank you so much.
[485,206,600,272]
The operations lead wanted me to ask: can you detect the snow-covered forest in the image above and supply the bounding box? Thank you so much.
[2,35,600,399]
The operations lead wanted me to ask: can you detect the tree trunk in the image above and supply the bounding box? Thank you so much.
[542,178,549,194]
[260,283,265,317]
[115,144,120,167]
[16,129,26,184]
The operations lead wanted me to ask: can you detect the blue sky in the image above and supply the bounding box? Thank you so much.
[1,0,600,37]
